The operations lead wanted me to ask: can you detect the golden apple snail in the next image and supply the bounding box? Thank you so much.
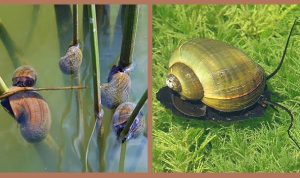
[59,45,82,75]
[112,102,144,142]
[12,65,37,87]
[101,72,131,109]
[159,18,300,149]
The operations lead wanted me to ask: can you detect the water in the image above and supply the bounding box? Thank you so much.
[0,5,147,172]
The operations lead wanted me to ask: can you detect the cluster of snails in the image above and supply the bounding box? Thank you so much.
[101,65,144,142]
[1,65,51,143]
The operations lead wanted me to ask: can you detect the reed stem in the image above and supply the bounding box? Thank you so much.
[118,5,138,69]
[119,89,148,141]
[0,19,22,68]
[118,142,127,172]
[0,86,86,100]
[73,4,79,45]
[0,76,9,95]
[88,4,104,172]
[88,4,102,118]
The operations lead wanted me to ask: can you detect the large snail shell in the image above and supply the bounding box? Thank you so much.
[101,72,131,109]
[167,39,265,112]
[7,87,51,143]
[12,65,37,87]
[112,102,144,141]
[59,45,83,75]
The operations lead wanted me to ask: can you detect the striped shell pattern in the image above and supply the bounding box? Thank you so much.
[167,39,266,112]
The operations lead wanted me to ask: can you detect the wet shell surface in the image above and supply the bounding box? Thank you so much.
[59,45,83,75]
[101,72,131,109]
[12,65,37,87]
[167,38,266,112]
[112,102,144,141]
[7,87,51,143]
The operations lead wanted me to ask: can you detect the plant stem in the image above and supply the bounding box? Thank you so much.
[119,89,148,141]
[0,19,22,68]
[0,86,86,100]
[54,5,72,54]
[118,142,127,172]
[0,76,9,95]
[88,4,102,118]
[73,4,79,45]
[88,4,104,172]
[118,5,138,69]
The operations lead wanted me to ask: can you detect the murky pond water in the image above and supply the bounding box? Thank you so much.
[0,5,148,172]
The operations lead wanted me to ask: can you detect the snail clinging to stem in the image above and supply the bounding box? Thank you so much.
[101,65,131,109]
[158,18,300,149]
[0,65,85,143]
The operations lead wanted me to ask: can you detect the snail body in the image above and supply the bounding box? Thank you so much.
[12,65,37,87]
[59,45,82,75]
[101,72,131,109]
[167,38,265,112]
[6,87,51,143]
[112,102,144,141]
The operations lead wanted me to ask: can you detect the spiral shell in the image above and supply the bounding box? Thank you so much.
[112,102,144,141]
[167,38,265,112]
[101,72,131,109]
[12,65,37,87]
[5,87,51,143]
[59,45,82,74]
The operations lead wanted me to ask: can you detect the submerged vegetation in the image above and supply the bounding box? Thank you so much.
[153,5,300,172]
[0,5,147,172]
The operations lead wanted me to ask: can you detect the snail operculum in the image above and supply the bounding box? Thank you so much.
[12,65,37,87]
[112,102,144,142]
[59,45,83,75]
[101,72,131,109]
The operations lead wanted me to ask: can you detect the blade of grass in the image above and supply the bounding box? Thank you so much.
[118,5,138,69]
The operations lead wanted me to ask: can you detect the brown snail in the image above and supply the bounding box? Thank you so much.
[1,66,51,143]
[101,72,131,109]
[112,102,144,142]
[59,45,82,75]
[12,65,37,87]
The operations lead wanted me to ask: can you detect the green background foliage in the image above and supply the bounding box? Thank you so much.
[152,5,300,172]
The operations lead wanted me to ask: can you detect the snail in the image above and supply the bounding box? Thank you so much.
[156,19,300,150]
[59,44,82,75]
[12,65,37,87]
[161,19,298,119]
[112,102,144,142]
[101,71,131,109]
[0,66,51,142]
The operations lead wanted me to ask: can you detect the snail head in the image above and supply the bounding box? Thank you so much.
[166,74,182,93]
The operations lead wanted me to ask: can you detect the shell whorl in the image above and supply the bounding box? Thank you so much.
[12,65,37,87]
[59,45,82,75]
[167,62,204,100]
[112,102,144,141]
[8,89,51,143]
[168,38,266,112]
[101,72,131,109]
